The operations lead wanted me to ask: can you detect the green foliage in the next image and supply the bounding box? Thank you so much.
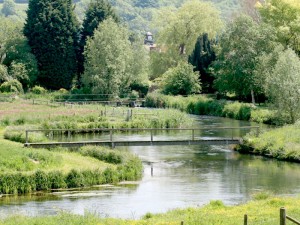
[189,33,216,93]
[83,18,133,96]
[78,0,119,76]
[265,48,300,123]
[240,123,300,161]
[259,0,300,55]
[80,146,123,164]
[145,93,280,124]
[155,1,223,58]
[1,0,16,17]
[0,64,9,83]
[161,61,201,95]
[0,79,23,93]
[24,0,79,90]
[31,85,46,95]
[213,15,277,103]
[35,170,49,191]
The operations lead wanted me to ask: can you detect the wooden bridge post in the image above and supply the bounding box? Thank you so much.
[280,207,286,225]
[256,127,259,137]
[110,129,113,142]
[150,130,153,142]
[25,130,28,144]
[244,214,248,225]
[192,129,195,141]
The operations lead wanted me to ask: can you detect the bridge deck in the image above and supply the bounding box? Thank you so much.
[24,138,241,148]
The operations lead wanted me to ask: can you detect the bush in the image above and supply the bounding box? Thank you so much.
[31,86,47,95]
[161,62,201,95]
[65,169,85,188]
[80,146,123,164]
[0,79,23,93]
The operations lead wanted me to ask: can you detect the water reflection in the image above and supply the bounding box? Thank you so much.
[0,117,299,219]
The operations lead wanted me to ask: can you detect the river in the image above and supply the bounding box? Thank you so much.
[1,116,300,219]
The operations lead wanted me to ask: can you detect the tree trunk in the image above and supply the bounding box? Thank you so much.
[251,89,255,105]
[179,44,185,55]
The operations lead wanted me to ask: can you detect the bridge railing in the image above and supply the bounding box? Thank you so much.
[25,126,259,144]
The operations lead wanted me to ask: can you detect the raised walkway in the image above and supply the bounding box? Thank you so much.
[24,127,258,148]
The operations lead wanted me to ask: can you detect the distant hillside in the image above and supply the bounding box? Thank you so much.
[0,0,241,33]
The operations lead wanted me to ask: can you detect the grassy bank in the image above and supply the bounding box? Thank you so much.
[145,93,283,125]
[0,128,142,194]
[0,99,192,143]
[1,194,300,224]
[237,123,300,162]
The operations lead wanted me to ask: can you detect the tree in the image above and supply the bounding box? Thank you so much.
[258,0,300,54]
[154,1,223,58]
[162,61,201,95]
[213,15,277,104]
[82,18,133,96]
[0,64,9,83]
[189,33,216,93]
[78,0,119,76]
[1,0,16,17]
[24,0,79,90]
[265,48,300,123]
[0,17,37,89]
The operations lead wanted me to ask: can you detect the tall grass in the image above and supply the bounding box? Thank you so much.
[0,145,142,195]
[237,122,300,161]
[145,93,281,125]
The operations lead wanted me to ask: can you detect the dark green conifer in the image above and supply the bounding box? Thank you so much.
[24,0,79,89]
[189,34,216,93]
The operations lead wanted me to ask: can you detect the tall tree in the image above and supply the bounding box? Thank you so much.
[213,15,277,104]
[265,48,300,123]
[82,18,133,96]
[24,0,79,90]
[258,0,300,54]
[78,0,118,77]
[1,0,16,17]
[154,0,223,58]
[189,34,216,93]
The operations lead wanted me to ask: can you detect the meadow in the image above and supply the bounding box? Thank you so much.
[0,98,193,143]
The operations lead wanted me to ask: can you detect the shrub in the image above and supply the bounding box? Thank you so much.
[31,86,47,95]
[35,170,50,191]
[66,169,84,188]
[161,62,201,95]
[80,146,123,164]
[0,79,23,93]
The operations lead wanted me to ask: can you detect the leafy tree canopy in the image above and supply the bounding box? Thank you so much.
[213,15,277,103]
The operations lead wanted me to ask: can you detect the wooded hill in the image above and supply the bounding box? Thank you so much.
[0,0,240,33]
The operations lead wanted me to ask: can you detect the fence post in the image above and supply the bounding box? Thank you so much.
[280,207,286,225]
[26,130,28,144]
[244,214,248,225]
[150,130,153,142]
[181,221,184,225]
[256,127,259,137]
[192,129,195,141]
[110,129,113,142]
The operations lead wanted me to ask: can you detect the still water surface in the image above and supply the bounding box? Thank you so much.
[1,116,300,219]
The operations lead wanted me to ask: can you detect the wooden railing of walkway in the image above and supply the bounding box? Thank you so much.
[24,126,259,148]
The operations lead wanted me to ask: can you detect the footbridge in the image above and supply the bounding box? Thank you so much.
[24,126,259,148]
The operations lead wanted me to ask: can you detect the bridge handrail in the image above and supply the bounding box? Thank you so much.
[25,126,259,144]
[25,126,259,133]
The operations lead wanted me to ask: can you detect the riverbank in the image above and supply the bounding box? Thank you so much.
[145,93,284,125]
[236,122,300,162]
[1,194,299,224]
[0,128,142,194]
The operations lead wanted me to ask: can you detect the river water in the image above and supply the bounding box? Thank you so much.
[1,116,300,219]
